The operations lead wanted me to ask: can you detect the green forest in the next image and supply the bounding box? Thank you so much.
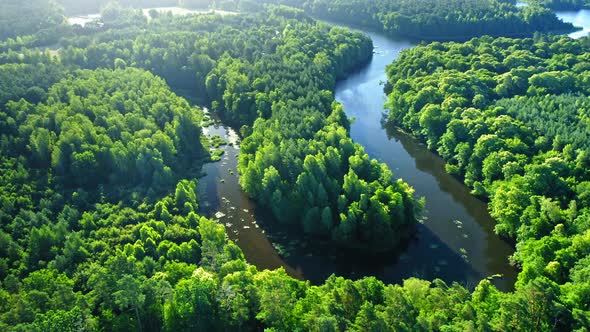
[0,0,67,46]
[4,0,577,42]
[269,0,576,40]
[386,34,590,330]
[54,5,420,251]
[1,0,590,331]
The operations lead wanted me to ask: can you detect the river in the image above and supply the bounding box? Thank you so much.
[196,110,301,279]
[198,33,522,291]
[195,8,590,291]
[335,31,522,290]
[62,5,590,291]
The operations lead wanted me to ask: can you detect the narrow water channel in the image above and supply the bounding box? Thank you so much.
[335,32,518,290]
[197,111,301,278]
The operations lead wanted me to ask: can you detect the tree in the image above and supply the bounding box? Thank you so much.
[164,268,218,332]
[31,307,88,332]
[352,302,388,332]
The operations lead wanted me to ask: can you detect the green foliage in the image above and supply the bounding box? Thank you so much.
[58,7,418,251]
[1,7,419,327]
[8,67,205,195]
[259,0,575,40]
[100,2,148,28]
[3,2,589,331]
[0,52,65,108]
[0,0,65,42]
[386,34,590,331]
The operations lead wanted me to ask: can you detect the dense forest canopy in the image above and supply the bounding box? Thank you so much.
[0,0,65,41]
[1,0,590,330]
[0,6,425,330]
[55,6,421,252]
[48,0,576,40]
[258,0,576,40]
[386,34,590,330]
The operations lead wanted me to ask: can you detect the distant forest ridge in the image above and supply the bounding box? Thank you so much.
[62,0,579,40]
[2,0,577,42]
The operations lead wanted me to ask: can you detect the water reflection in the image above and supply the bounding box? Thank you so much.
[335,30,517,290]
[556,9,590,38]
[197,112,301,277]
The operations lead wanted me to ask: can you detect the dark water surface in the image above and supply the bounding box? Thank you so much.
[334,31,517,290]
[196,111,301,278]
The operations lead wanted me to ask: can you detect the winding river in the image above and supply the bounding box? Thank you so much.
[63,6,589,291]
[334,31,518,290]
[196,9,590,291]
[198,33,521,291]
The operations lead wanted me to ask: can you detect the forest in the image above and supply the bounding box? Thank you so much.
[385,34,590,330]
[10,0,576,41]
[1,0,590,331]
[55,5,420,252]
[0,0,67,47]
[0,4,422,331]
[262,0,576,40]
